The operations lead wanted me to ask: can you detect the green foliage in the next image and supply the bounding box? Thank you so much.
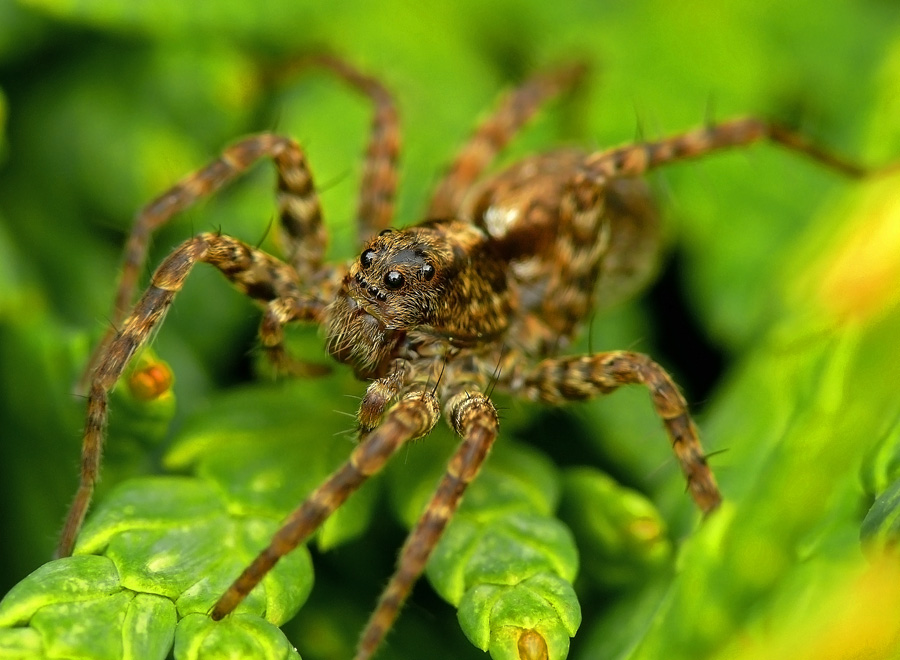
[2,1,900,659]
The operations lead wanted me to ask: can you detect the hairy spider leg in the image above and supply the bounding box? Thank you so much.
[259,294,335,377]
[266,54,402,244]
[580,116,888,182]
[357,360,413,433]
[347,115,897,653]
[426,62,588,219]
[306,55,402,244]
[211,388,441,619]
[80,134,327,389]
[525,351,720,513]
[57,232,320,558]
[356,389,499,660]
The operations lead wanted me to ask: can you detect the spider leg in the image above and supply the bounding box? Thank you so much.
[304,55,401,244]
[120,135,325,321]
[355,389,499,660]
[357,359,413,433]
[211,387,441,619]
[524,351,721,514]
[259,296,334,377]
[426,62,587,219]
[81,133,326,390]
[57,232,323,558]
[580,117,895,182]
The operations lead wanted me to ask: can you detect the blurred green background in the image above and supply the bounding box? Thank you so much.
[2,0,900,658]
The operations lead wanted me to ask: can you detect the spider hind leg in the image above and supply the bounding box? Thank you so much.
[524,351,721,514]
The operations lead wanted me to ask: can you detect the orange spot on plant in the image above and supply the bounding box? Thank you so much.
[517,628,549,660]
[127,359,174,401]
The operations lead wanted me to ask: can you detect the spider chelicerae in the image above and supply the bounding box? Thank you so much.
[57,55,883,659]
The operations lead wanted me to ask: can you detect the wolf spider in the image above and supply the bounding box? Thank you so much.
[58,55,884,659]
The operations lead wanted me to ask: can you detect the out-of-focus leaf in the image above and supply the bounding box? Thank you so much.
[861,412,900,500]
[0,3,47,65]
[558,468,672,590]
[861,477,900,553]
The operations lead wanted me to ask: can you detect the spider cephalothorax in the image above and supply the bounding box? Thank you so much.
[56,56,882,659]
[328,219,510,377]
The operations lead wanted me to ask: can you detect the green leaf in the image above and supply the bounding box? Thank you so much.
[458,573,581,660]
[173,614,300,660]
[0,627,42,659]
[76,475,314,623]
[166,379,380,550]
[0,556,177,660]
[558,468,672,590]
[0,556,121,627]
[861,476,900,553]
[387,432,581,657]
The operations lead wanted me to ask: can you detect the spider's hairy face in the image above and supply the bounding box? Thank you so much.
[349,228,451,329]
[325,220,511,377]
[324,226,453,377]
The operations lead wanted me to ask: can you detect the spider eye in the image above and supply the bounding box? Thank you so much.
[360,248,376,269]
[422,263,435,281]
[384,271,405,290]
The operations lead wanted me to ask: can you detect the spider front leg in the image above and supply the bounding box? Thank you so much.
[118,134,326,325]
[356,389,499,660]
[211,387,441,619]
[525,351,721,514]
[57,232,319,558]
[81,133,327,390]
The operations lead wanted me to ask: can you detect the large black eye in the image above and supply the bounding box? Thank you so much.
[360,248,376,269]
[384,271,405,290]
[422,263,435,281]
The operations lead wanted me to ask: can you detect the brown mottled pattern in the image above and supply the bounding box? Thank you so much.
[60,57,889,658]
[524,352,719,513]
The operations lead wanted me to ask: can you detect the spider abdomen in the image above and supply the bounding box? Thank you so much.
[461,151,661,355]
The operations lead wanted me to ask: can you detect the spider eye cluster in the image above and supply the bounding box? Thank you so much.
[355,239,439,308]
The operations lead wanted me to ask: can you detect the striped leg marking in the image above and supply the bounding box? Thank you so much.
[355,390,499,660]
[525,351,721,514]
[211,389,441,620]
